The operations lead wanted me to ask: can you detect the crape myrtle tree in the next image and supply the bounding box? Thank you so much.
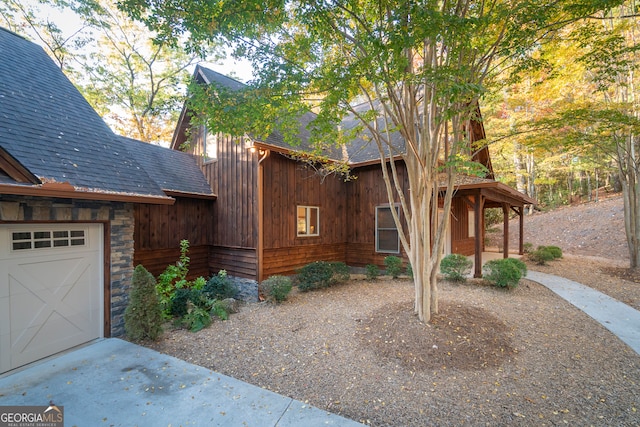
[120,0,623,322]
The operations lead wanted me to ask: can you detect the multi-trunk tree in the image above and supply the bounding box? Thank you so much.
[121,0,624,321]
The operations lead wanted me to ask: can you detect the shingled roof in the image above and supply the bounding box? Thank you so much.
[0,27,212,203]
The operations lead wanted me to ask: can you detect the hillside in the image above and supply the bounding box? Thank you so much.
[487,194,628,262]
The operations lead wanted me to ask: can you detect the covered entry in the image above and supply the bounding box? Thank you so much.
[0,223,103,374]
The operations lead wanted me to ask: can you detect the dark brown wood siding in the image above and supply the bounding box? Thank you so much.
[186,128,260,278]
[134,197,215,278]
[261,153,348,277]
[450,197,474,255]
[345,162,410,267]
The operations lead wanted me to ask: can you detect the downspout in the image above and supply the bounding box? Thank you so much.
[257,149,270,282]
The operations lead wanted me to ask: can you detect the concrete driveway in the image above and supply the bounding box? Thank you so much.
[0,338,363,426]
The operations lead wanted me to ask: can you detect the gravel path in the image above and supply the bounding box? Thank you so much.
[144,194,640,426]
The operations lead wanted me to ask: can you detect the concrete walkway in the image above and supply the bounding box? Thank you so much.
[528,270,640,355]
[0,338,363,426]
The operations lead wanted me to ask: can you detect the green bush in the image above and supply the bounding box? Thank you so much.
[504,257,528,277]
[440,254,473,282]
[124,265,163,341]
[296,261,350,292]
[529,245,562,265]
[384,256,403,279]
[406,262,413,279]
[260,275,293,303]
[211,300,230,321]
[365,264,379,280]
[483,259,523,289]
[156,239,191,315]
[203,270,237,300]
[542,245,563,259]
[182,304,212,332]
[523,242,534,254]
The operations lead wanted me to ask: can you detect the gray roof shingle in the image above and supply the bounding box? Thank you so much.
[124,136,214,196]
[0,27,167,198]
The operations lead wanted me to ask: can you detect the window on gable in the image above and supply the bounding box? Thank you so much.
[204,129,218,162]
[297,206,319,237]
[376,206,400,253]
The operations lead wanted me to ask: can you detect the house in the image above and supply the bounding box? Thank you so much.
[171,65,536,282]
[0,28,215,374]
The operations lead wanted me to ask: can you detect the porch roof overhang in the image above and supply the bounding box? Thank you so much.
[441,178,537,208]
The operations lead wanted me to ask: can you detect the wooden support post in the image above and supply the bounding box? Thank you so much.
[502,203,509,258]
[519,207,524,255]
[474,193,483,278]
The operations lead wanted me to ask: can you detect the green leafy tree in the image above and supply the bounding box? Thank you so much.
[121,0,623,321]
[124,264,163,341]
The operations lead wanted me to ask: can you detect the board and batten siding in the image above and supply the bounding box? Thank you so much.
[261,153,348,277]
[134,197,214,279]
[345,162,410,268]
[189,128,259,279]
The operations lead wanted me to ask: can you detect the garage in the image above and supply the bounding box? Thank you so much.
[0,223,103,374]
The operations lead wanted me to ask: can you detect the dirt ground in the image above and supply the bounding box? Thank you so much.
[144,194,640,426]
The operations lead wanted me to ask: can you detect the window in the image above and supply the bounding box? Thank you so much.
[11,229,86,251]
[297,206,319,236]
[376,206,400,253]
[204,129,218,162]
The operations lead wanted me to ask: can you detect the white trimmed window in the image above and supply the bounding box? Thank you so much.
[297,206,319,236]
[204,129,218,162]
[11,229,86,251]
[376,206,400,253]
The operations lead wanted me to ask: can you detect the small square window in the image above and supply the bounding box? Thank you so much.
[297,206,319,237]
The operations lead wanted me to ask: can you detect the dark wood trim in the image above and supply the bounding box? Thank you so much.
[474,193,484,278]
[0,147,41,184]
[102,221,111,338]
[0,184,175,205]
[502,203,509,258]
[163,190,217,200]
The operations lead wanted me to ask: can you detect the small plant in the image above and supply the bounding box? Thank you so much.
[211,300,230,320]
[523,242,534,253]
[296,261,350,292]
[124,265,163,341]
[156,239,191,314]
[406,262,413,279]
[440,254,473,282]
[182,302,212,332]
[384,256,403,279]
[483,258,523,289]
[203,270,237,300]
[504,257,528,276]
[260,275,293,303]
[528,245,562,265]
[365,264,379,280]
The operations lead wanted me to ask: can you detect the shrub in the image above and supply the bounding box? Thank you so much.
[169,288,193,317]
[542,245,563,259]
[523,242,534,254]
[365,264,379,280]
[296,261,350,292]
[504,257,528,277]
[156,239,191,314]
[528,245,561,265]
[124,265,163,341]
[211,300,230,321]
[203,270,238,300]
[182,303,212,332]
[483,259,522,289]
[440,254,473,282]
[260,275,293,303]
[384,256,403,278]
[406,262,413,279]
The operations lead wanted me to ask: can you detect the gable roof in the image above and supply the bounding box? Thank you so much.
[0,27,174,204]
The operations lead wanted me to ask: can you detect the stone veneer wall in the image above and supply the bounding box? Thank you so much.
[0,196,134,337]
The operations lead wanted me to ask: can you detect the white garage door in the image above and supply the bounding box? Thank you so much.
[0,223,103,374]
